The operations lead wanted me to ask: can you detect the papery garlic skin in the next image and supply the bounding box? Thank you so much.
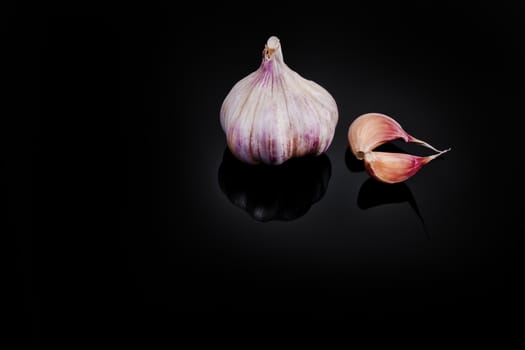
[220,36,338,165]
[348,112,450,184]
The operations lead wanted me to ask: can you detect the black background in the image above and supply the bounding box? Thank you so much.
[10,1,525,343]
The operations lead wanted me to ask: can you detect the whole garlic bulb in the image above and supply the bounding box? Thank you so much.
[220,36,338,165]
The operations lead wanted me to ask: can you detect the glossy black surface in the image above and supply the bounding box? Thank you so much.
[11,1,525,343]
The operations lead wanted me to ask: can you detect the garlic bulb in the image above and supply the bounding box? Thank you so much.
[220,36,338,165]
[348,113,450,184]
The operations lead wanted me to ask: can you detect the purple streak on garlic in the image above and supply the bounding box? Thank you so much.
[220,36,338,165]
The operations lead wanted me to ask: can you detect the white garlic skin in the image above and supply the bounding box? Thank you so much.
[220,36,338,165]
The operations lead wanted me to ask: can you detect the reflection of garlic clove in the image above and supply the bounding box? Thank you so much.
[220,36,338,165]
[348,112,451,184]
[364,150,450,184]
[348,113,443,160]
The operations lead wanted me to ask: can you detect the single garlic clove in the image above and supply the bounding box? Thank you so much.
[348,112,444,160]
[364,149,450,184]
[220,36,338,165]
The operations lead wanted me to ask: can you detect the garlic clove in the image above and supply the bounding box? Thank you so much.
[220,36,338,165]
[364,149,450,184]
[348,112,451,183]
[348,112,445,160]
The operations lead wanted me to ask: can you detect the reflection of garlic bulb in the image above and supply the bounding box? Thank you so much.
[220,36,338,165]
[218,148,331,222]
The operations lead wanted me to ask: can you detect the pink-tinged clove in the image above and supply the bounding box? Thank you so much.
[364,149,450,184]
[348,113,450,183]
[348,113,443,159]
